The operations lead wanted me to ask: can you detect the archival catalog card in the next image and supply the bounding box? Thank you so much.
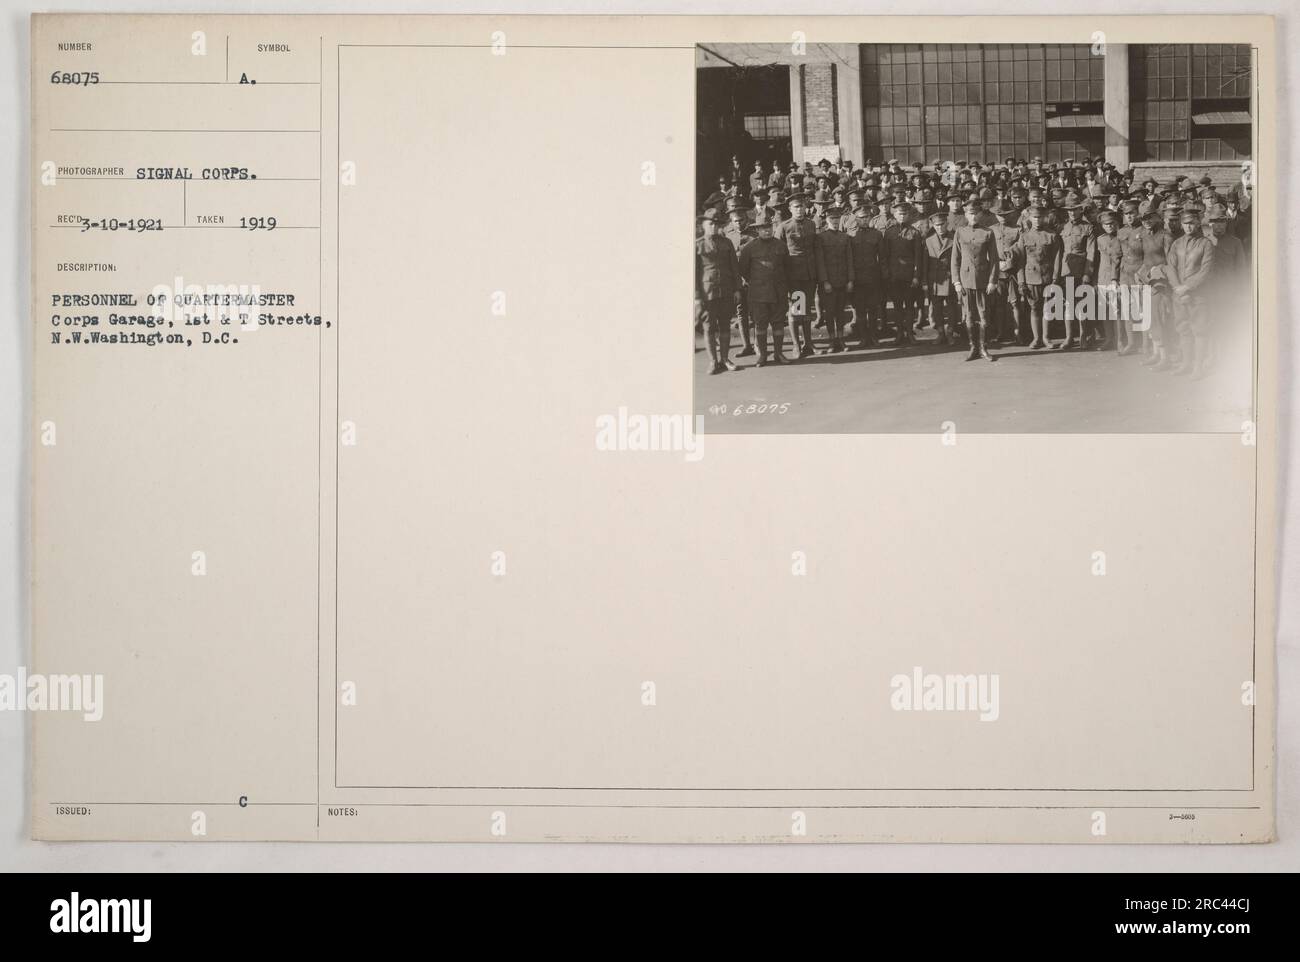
[30,14,1277,843]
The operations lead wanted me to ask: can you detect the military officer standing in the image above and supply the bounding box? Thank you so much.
[695,209,741,374]
[1137,207,1175,371]
[1008,205,1062,350]
[1093,209,1123,351]
[1056,193,1097,349]
[775,194,820,359]
[883,200,923,345]
[848,201,886,348]
[738,218,790,366]
[1165,208,1216,378]
[815,206,856,353]
[922,209,960,346]
[1116,199,1146,355]
[952,200,1001,361]
[988,198,1025,345]
[723,208,757,358]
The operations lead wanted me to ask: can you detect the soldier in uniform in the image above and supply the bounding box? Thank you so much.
[775,194,820,359]
[738,218,790,366]
[988,198,1025,345]
[766,188,788,233]
[883,200,924,345]
[952,199,1001,361]
[1160,199,1183,243]
[1116,199,1146,355]
[910,189,936,237]
[723,207,757,358]
[943,193,965,234]
[1166,207,1216,377]
[922,209,960,346]
[848,200,886,349]
[694,209,741,375]
[1056,192,1096,350]
[1136,207,1175,370]
[1017,187,1046,231]
[1206,204,1246,299]
[869,193,895,232]
[1008,204,1062,350]
[838,190,865,234]
[1093,209,1123,351]
[815,206,855,353]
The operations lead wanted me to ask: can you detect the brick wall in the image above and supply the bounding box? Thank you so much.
[800,63,838,147]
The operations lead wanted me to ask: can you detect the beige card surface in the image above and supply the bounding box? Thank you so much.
[29,14,1276,842]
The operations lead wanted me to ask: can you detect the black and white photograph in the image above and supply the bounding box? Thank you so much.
[695,42,1256,433]
[5,2,1294,906]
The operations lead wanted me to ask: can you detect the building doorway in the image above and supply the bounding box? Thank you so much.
[697,63,791,203]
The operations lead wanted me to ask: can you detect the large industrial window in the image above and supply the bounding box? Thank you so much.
[1130,44,1252,162]
[862,44,1108,166]
[743,113,792,141]
[862,44,925,164]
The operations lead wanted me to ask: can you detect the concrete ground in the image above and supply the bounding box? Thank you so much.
[694,322,1255,434]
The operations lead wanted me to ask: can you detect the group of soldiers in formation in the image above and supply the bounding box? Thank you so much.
[694,155,1252,380]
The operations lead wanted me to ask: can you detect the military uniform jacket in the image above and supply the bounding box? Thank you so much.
[775,216,819,284]
[1138,226,1170,273]
[1095,233,1123,287]
[1117,225,1145,284]
[882,223,924,285]
[737,236,788,303]
[816,228,855,289]
[695,235,740,301]
[1166,232,1215,295]
[951,225,1001,290]
[723,224,752,256]
[990,223,1023,281]
[1058,220,1097,278]
[1009,229,1062,286]
[849,227,885,290]
[921,233,956,295]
